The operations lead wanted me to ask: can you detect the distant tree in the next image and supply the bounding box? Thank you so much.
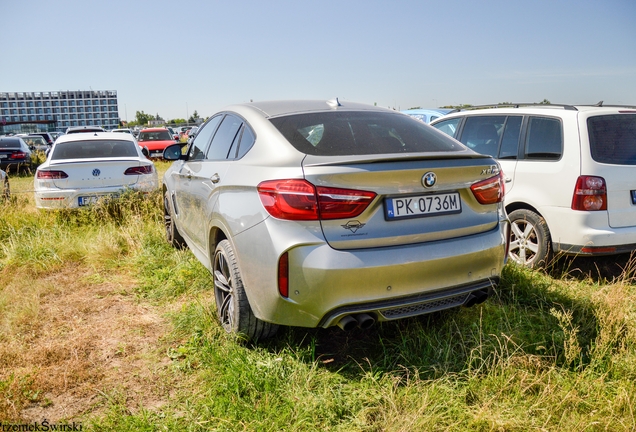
[408,106,422,110]
[169,118,187,125]
[135,110,153,126]
[441,104,473,110]
[539,99,551,104]
[188,110,200,123]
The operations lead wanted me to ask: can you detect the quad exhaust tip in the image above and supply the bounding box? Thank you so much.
[337,313,376,331]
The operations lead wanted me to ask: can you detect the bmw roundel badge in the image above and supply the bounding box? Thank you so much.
[422,172,436,188]
[92,169,101,177]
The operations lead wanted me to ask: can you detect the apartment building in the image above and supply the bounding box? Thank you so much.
[0,90,120,134]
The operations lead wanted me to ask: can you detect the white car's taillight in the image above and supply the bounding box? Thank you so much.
[571,176,607,211]
[124,165,154,175]
[36,170,68,179]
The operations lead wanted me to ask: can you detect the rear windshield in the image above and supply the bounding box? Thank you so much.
[269,111,465,156]
[51,140,138,160]
[588,114,636,165]
[0,139,22,149]
[138,130,173,141]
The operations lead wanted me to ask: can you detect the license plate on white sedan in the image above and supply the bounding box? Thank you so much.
[78,196,100,206]
[385,192,461,220]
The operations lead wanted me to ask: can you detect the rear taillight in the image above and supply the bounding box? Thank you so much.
[257,179,376,220]
[36,170,68,179]
[470,172,504,205]
[10,151,26,159]
[124,165,154,175]
[278,252,289,298]
[571,176,607,211]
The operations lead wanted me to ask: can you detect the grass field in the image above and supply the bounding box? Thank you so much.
[1,164,635,431]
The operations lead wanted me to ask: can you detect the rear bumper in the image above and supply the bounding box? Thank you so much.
[234,217,508,328]
[34,182,158,209]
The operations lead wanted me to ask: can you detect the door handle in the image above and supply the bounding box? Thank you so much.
[210,173,220,184]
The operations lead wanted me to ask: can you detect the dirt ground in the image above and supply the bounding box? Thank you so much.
[0,266,177,423]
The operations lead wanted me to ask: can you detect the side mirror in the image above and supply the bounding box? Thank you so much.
[163,143,184,161]
[141,147,150,157]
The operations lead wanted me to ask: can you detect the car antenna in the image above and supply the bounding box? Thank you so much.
[594,100,604,107]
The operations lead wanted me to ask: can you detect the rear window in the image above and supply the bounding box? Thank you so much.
[588,114,636,165]
[51,140,138,160]
[0,139,22,149]
[269,111,464,156]
[138,130,173,141]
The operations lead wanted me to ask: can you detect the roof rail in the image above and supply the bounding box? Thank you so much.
[450,103,578,113]
[449,102,636,113]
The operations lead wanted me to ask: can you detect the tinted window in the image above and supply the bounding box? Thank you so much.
[270,111,464,156]
[188,115,222,160]
[525,117,562,160]
[51,140,138,159]
[432,118,460,138]
[0,138,23,149]
[498,116,522,159]
[459,116,505,157]
[206,115,243,160]
[588,114,636,165]
[236,125,256,159]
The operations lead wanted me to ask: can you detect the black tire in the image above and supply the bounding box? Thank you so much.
[508,209,551,268]
[163,190,186,249]
[1,178,9,201]
[213,239,278,342]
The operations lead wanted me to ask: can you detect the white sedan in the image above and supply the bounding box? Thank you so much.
[34,132,158,209]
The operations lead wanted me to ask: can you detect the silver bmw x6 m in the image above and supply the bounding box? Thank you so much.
[162,99,510,341]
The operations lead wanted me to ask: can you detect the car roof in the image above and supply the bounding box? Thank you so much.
[224,99,391,118]
[55,131,137,144]
[139,127,169,132]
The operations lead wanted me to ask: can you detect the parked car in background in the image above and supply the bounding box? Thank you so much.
[162,99,509,341]
[185,126,198,145]
[34,132,158,209]
[430,103,636,267]
[50,131,64,141]
[30,132,56,147]
[20,135,50,152]
[137,128,178,158]
[1,168,9,200]
[166,126,179,140]
[0,136,33,173]
[65,126,106,134]
[402,108,453,124]
[111,128,134,135]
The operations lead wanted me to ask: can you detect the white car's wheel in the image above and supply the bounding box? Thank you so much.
[508,209,551,268]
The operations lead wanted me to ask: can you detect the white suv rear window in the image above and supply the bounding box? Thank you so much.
[588,114,636,165]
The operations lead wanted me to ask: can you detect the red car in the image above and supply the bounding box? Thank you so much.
[137,128,178,158]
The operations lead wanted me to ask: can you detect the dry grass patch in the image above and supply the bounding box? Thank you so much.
[0,264,175,422]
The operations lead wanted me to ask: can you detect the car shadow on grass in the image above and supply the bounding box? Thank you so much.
[262,263,601,381]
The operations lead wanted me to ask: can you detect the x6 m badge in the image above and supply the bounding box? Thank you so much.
[480,165,500,176]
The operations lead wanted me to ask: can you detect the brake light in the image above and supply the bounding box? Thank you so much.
[36,170,68,179]
[124,165,154,175]
[571,176,607,211]
[257,179,376,220]
[278,252,289,297]
[10,151,26,159]
[470,172,504,205]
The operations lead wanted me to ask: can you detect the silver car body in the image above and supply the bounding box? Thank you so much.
[35,132,158,209]
[163,100,509,330]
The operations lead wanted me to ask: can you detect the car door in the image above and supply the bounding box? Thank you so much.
[174,115,223,244]
[185,114,244,253]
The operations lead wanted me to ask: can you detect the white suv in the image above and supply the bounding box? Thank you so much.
[430,103,636,267]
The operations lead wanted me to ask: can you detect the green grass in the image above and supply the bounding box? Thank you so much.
[1,168,635,431]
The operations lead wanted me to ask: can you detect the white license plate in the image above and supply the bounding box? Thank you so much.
[0,154,7,159]
[385,192,461,220]
[151,151,163,157]
[78,196,100,206]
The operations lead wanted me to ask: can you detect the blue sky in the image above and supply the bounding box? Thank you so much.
[2,0,635,121]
